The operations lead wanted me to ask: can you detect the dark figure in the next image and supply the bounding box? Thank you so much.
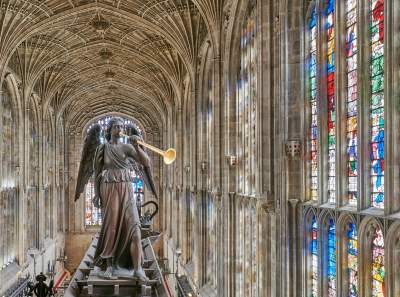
[27,273,54,297]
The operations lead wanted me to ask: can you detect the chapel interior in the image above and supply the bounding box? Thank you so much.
[0,0,398,296]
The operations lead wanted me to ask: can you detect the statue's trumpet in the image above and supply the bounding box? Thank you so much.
[120,133,176,165]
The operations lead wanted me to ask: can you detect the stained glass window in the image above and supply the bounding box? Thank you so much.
[346,0,358,206]
[85,181,102,226]
[310,216,318,297]
[372,227,385,296]
[308,5,318,202]
[327,219,336,296]
[237,1,257,195]
[326,0,336,204]
[370,0,384,208]
[347,222,358,297]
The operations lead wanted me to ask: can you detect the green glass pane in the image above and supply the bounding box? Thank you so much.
[371,93,384,109]
[328,135,336,147]
[371,56,384,76]
[371,75,384,93]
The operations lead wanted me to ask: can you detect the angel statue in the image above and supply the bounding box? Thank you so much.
[74,117,157,281]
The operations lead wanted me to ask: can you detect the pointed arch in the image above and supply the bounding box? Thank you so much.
[385,221,400,297]
[304,207,319,297]
[319,210,337,296]
[359,217,385,297]
[337,213,359,297]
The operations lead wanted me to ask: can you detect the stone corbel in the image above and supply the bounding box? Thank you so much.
[213,189,223,204]
[261,200,275,214]
[288,198,300,208]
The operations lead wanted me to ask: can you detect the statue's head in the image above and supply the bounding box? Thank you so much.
[105,116,124,141]
[36,272,47,283]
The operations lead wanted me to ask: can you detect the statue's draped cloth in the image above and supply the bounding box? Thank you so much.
[94,142,140,269]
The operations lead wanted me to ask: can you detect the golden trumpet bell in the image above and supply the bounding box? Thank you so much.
[163,148,177,165]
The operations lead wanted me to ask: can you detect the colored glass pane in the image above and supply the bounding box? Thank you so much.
[328,219,336,296]
[372,227,385,297]
[345,0,358,205]
[310,216,318,297]
[309,5,318,201]
[370,0,384,208]
[85,181,102,226]
[347,222,358,297]
[325,0,336,203]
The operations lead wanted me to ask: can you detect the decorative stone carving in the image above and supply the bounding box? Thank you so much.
[261,200,275,213]
[99,48,113,62]
[91,13,111,37]
[285,140,301,159]
[226,155,237,167]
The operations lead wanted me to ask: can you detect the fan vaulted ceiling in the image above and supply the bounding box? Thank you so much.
[1,0,224,133]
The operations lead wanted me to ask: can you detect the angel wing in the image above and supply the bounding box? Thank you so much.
[125,123,158,199]
[74,123,102,201]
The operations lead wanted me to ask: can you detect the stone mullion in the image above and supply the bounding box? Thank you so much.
[189,85,197,191]
[51,115,57,238]
[193,189,202,286]
[212,55,221,194]
[316,0,328,205]
[390,0,400,214]
[335,0,347,208]
[23,103,31,250]
[384,0,395,214]
[357,0,371,210]
[37,106,45,245]
[67,132,76,232]
[259,0,273,199]
[0,90,3,267]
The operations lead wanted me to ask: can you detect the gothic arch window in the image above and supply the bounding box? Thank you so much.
[321,214,337,296]
[386,222,400,296]
[359,219,385,297]
[237,0,258,195]
[337,214,358,297]
[305,211,318,297]
[84,116,143,227]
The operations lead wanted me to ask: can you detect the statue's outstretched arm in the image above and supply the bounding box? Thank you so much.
[125,135,150,167]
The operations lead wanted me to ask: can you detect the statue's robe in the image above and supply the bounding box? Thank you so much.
[93,142,141,269]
